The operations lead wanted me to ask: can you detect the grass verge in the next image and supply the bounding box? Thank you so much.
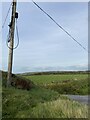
[2,71,88,118]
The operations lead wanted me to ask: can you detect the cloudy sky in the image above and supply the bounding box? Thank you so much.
[1,2,88,73]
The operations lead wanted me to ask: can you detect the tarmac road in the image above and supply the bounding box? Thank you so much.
[66,95,90,105]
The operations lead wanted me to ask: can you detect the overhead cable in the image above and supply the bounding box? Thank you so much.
[2,2,12,29]
[32,0,88,53]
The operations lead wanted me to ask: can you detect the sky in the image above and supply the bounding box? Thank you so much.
[1,2,88,73]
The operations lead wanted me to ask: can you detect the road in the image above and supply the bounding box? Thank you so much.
[66,95,90,105]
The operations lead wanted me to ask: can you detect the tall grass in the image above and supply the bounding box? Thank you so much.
[16,98,88,118]
[2,86,88,118]
[2,71,88,118]
[2,87,60,118]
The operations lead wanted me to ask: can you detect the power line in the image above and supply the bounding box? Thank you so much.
[0,2,12,34]
[32,0,88,53]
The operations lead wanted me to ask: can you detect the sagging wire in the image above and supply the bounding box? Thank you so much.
[6,18,19,50]
[0,2,12,34]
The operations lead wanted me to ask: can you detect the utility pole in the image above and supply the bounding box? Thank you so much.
[7,0,17,87]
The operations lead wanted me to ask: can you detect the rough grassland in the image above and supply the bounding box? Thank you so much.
[2,71,88,118]
[23,74,88,95]
[23,74,88,85]
[2,87,88,118]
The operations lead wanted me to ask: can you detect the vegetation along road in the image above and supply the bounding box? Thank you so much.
[23,72,89,105]
[2,71,89,118]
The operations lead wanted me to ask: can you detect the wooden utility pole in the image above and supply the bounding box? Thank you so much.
[7,0,17,87]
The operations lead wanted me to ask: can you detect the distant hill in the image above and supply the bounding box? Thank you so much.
[18,70,90,76]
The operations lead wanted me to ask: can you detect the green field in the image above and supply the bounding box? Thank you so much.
[23,74,88,84]
[2,71,89,118]
[23,73,88,95]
